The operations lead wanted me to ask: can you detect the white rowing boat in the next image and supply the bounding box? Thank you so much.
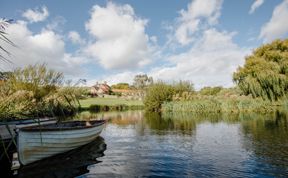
[17,120,106,165]
[0,118,57,141]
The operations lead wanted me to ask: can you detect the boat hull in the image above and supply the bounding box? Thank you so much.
[0,118,57,142]
[17,121,105,165]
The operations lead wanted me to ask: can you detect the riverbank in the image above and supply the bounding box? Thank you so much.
[79,97,144,112]
[162,96,285,114]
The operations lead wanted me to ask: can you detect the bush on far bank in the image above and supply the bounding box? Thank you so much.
[144,81,194,112]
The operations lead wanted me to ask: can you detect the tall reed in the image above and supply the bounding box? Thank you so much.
[162,97,277,113]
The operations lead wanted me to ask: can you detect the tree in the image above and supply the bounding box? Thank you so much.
[233,39,288,101]
[133,74,153,89]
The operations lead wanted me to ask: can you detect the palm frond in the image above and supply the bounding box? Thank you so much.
[0,18,15,64]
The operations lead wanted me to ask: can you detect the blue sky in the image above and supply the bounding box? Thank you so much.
[1,0,287,89]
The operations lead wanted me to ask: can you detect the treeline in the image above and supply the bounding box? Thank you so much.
[111,74,153,90]
[145,39,288,113]
[144,81,281,113]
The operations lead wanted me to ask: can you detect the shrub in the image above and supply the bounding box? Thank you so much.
[7,64,63,102]
[173,80,194,95]
[0,64,81,119]
[144,82,175,112]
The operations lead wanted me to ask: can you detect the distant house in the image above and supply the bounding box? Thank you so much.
[90,82,111,97]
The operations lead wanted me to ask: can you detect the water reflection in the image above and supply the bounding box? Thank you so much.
[5,110,288,177]
[241,111,288,176]
[84,110,288,177]
[16,137,106,178]
[145,112,196,135]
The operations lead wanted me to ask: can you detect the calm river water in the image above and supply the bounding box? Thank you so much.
[9,110,288,177]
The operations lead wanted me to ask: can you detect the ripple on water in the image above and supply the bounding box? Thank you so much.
[13,111,288,178]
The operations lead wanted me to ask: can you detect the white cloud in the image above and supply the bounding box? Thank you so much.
[249,0,265,14]
[87,71,137,86]
[46,16,66,32]
[150,36,158,43]
[0,21,86,76]
[69,29,247,89]
[68,31,85,45]
[175,0,223,45]
[22,6,49,23]
[259,0,288,42]
[84,2,152,70]
[150,29,250,89]
[154,0,249,89]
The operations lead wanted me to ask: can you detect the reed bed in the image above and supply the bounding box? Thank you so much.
[162,97,278,114]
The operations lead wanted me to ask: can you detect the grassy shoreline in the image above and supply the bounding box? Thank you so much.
[162,97,284,114]
[79,97,144,112]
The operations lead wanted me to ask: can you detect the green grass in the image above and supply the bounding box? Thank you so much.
[79,97,144,111]
[162,97,278,114]
[79,97,143,107]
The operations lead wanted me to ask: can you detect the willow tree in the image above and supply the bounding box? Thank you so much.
[233,39,288,101]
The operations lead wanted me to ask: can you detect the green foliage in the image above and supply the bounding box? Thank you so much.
[217,87,242,97]
[79,97,143,108]
[164,99,221,113]
[200,86,223,96]
[7,64,63,102]
[0,90,36,119]
[233,39,288,101]
[144,81,196,111]
[163,97,275,114]
[113,92,122,97]
[173,80,194,95]
[144,82,175,112]
[173,87,241,101]
[111,83,130,90]
[73,87,90,99]
[0,64,81,119]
